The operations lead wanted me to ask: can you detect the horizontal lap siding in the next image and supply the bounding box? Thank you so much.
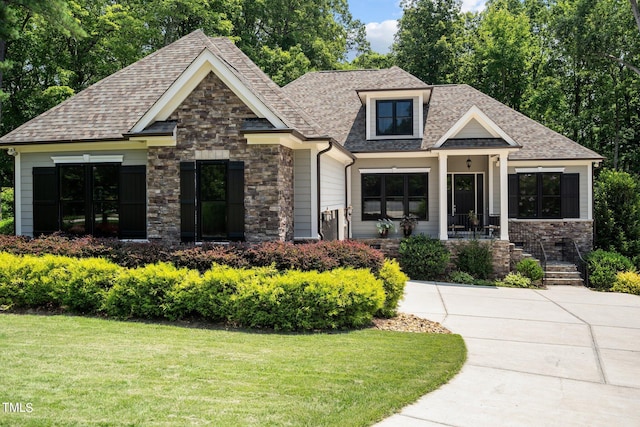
[19,150,147,236]
[320,155,345,211]
[294,150,312,238]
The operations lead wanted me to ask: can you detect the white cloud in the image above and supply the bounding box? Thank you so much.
[461,0,486,13]
[365,20,398,54]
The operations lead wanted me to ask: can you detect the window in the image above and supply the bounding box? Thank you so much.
[361,173,428,220]
[33,164,146,238]
[180,160,245,242]
[376,100,413,136]
[508,172,579,219]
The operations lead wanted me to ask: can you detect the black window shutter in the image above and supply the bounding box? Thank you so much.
[33,167,59,235]
[120,166,147,239]
[180,162,197,242]
[508,174,518,218]
[561,173,580,218]
[227,161,245,241]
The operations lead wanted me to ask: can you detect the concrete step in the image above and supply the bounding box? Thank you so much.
[544,276,585,286]
[544,262,584,286]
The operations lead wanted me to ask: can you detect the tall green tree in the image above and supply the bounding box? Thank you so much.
[393,0,463,84]
[232,0,368,83]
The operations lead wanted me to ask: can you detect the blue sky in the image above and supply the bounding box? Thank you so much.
[347,0,487,55]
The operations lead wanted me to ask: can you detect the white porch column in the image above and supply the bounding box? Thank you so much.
[439,152,448,240]
[499,152,509,240]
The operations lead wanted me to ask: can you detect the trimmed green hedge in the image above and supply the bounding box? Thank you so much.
[0,253,399,331]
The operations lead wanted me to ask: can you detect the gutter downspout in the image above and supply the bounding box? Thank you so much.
[317,141,333,240]
[344,158,355,240]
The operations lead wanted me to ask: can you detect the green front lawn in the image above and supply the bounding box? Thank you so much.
[0,314,465,426]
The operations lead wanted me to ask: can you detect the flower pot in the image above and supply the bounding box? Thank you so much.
[402,226,413,237]
[378,228,389,238]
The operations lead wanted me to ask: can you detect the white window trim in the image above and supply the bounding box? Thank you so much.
[365,93,423,140]
[51,155,124,164]
[514,167,565,173]
[359,167,430,174]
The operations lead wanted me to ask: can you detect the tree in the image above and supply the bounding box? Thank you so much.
[594,169,640,258]
[393,0,463,84]
[232,0,368,83]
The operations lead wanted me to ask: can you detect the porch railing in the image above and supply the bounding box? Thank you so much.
[447,214,501,239]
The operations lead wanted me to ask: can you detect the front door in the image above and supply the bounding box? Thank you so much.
[448,174,484,227]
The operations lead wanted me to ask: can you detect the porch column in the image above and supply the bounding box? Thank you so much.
[499,152,509,240]
[439,152,448,240]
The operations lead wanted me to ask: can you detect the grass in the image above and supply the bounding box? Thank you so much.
[0,314,466,426]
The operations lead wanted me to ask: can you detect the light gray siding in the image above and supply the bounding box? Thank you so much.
[454,118,494,139]
[19,150,147,236]
[320,155,345,211]
[293,149,312,238]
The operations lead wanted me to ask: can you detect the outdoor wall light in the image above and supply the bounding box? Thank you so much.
[466,157,472,169]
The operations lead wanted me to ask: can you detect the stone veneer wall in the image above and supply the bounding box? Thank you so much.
[509,220,594,260]
[146,71,294,242]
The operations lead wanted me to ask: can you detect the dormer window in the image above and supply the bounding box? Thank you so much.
[376,100,413,136]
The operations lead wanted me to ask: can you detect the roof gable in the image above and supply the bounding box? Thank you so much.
[0,31,324,145]
[433,105,518,148]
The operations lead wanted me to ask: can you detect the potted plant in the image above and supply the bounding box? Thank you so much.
[400,215,418,237]
[376,218,394,238]
[468,210,479,228]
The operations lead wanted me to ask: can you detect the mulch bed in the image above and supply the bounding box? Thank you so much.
[372,313,452,334]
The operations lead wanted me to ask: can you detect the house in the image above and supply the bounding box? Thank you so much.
[0,30,602,265]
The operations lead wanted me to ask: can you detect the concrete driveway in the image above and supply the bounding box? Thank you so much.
[376,282,640,427]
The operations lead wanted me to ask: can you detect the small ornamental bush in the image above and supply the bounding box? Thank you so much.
[611,271,640,295]
[377,259,408,318]
[448,271,475,285]
[230,268,385,330]
[63,258,120,314]
[455,240,493,280]
[104,262,194,319]
[398,235,450,280]
[497,272,532,288]
[0,218,13,235]
[587,249,635,290]
[515,258,544,284]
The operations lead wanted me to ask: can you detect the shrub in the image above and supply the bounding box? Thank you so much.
[104,262,193,319]
[398,235,450,280]
[0,252,26,308]
[448,271,474,285]
[1,187,13,218]
[0,218,13,235]
[515,258,544,284]
[377,259,408,318]
[611,271,640,295]
[497,272,532,288]
[455,240,493,280]
[230,268,385,330]
[63,258,121,314]
[587,249,634,290]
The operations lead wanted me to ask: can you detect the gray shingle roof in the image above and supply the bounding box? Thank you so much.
[283,70,602,160]
[282,67,428,152]
[0,30,323,144]
[424,84,602,160]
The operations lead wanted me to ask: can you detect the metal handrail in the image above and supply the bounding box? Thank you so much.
[563,238,589,287]
[538,240,548,276]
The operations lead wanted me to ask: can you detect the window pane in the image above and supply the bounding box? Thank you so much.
[201,163,226,201]
[377,118,394,135]
[93,165,119,201]
[386,199,404,218]
[60,166,85,201]
[377,101,393,118]
[363,199,381,218]
[409,198,427,219]
[362,175,382,197]
[542,173,561,196]
[93,201,119,237]
[397,100,413,117]
[201,201,226,239]
[518,196,538,218]
[61,202,85,235]
[408,174,427,197]
[519,174,537,195]
[541,197,561,217]
[385,175,404,197]
[396,117,413,134]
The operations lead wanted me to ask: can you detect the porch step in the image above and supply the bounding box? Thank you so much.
[544,262,584,286]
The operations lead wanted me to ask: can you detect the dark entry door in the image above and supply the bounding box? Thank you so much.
[448,174,484,227]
